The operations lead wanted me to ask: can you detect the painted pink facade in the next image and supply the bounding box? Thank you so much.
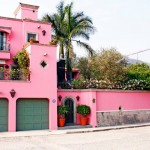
[96,90,150,111]
[0,3,57,132]
[58,89,150,127]
[58,90,97,127]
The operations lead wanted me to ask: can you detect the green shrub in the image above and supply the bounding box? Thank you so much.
[123,79,150,90]
[57,105,69,118]
[72,78,87,89]
[13,49,29,68]
[10,69,21,80]
[77,105,90,117]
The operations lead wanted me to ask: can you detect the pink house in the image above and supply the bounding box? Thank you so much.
[0,3,150,132]
[0,3,57,132]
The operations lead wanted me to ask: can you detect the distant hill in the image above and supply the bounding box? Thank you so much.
[127,58,150,66]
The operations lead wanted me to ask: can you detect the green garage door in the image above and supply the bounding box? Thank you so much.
[0,99,8,132]
[17,99,49,131]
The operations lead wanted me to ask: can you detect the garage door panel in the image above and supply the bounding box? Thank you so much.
[33,124,42,129]
[0,124,7,131]
[0,99,8,132]
[42,108,48,113]
[0,100,7,105]
[0,116,8,124]
[0,109,7,116]
[41,116,48,121]
[24,108,32,112]
[42,123,48,128]
[33,116,41,122]
[24,124,33,130]
[33,109,42,115]
[23,111,31,116]
[17,99,49,131]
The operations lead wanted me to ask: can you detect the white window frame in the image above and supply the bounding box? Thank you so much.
[26,32,38,42]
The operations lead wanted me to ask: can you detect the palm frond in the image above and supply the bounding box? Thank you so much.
[76,40,95,56]
[73,12,84,20]
[72,31,90,40]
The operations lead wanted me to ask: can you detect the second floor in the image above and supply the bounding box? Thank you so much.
[0,3,51,60]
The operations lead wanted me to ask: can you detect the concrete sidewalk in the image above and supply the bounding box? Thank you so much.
[1,123,150,138]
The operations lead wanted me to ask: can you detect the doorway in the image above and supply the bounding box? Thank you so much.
[64,98,75,125]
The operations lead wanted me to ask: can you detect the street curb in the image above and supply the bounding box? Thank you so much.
[66,123,150,134]
[0,123,150,138]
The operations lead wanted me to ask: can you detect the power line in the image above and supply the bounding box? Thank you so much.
[126,49,150,57]
[117,48,150,63]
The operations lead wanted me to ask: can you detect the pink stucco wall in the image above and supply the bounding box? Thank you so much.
[0,52,10,60]
[58,89,150,128]
[96,90,150,111]
[21,8,38,20]
[57,90,97,127]
[0,16,51,65]
[0,3,57,132]
[0,44,57,131]
[14,3,39,20]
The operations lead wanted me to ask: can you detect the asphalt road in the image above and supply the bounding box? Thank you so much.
[0,126,150,150]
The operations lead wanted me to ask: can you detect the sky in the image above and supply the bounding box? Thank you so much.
[0,0,150,62]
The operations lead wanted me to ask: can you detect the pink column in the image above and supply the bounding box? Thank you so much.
[8,97,16,132]
[49,98,57,130]
[89,91,97,127]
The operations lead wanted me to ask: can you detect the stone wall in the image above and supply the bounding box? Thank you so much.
[97,110,150,127]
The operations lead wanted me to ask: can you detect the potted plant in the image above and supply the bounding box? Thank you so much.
[10,69,20,80]
[30,38,39,43]
[77,104,90,126]
[29,38,35,43]
[57,105,69,127]
[0,67,4,80]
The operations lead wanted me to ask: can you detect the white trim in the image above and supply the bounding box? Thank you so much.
[26,32,38,42]
[63,96,76,124]
[0,60,6,64]
[96,109,150,113]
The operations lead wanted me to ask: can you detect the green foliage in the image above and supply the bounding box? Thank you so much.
[77,105,90,117]
[70,50,150,90]
[13,49,30,80]
[94,48,127,82]
[13,49,29,69]
[123,79,150,90]
[42,1,95,73]
[10,69,20,80]
[0,67,4,80]
[0,67,4,71]
[127,63,150,81]
[76,48,127,82]
[72,78,87,89]
[72,79,123,89]
[57,105,69,118]
[71,78,150,90]
[76,57,94,80]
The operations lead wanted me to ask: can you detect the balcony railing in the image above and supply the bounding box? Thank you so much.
[0,42,10,52]
[0,70,30,81]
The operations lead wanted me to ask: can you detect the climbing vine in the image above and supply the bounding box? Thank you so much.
[13,48,30,80]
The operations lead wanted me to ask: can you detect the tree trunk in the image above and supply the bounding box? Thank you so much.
[59,41,64,59]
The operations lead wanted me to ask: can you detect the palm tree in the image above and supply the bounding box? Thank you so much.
[42,1,95,82]
[65,2,95,57]
[42,1,66,58]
